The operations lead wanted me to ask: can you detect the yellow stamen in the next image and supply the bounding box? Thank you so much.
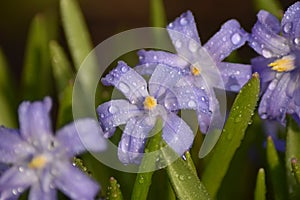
[268,55,296,72]
[28,155,47,169]
[191,66,201,76]
[143,96,157,110]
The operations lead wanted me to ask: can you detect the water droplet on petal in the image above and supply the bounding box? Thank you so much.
[12,189,18,195]
[108,105,119,114]
[175,40,182,48]
[268,81,276,90]
[100,113,105,118]
[121,65,129,73]
[222,36,227,42]
[261,113,268,119]
[230,84,240,91]
[118,82,130,93]
[262,49,272,58]
[283,22,292,33]
[188,40,198,52]
[231,33,241,45]
[153,55,157,60]
[168,23,173,28]
[180,17,188,25]
[294,37,300,45]
[18,166,24,172]
[188,100,197,108]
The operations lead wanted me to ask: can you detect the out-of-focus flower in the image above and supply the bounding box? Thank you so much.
[136,11,252,132]
[0,97,106,200]
[249,2,300,124]
[97,61,204,164]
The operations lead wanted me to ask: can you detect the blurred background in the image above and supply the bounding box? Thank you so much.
[0,0,298,82]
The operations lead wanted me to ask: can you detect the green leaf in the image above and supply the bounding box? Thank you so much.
[201,73,260,198]
[253,0,282,19]
[291,158,300,185]
[254,168,266,200]
[21,14,54,100]
[60,0,93,71]
[49,40,74,96]
[150,0,167,27]
[161,145,210,200]
[286,116,300,198]
[266,136,288,200]
[56,82,73,128]
[0,49,17,127]
[107,177,123,200]
[131,119,163,200]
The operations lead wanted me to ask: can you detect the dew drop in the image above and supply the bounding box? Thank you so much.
[226,133,232,140]
[283,22,292,33]
[189,40,198,52]
[294,37,300,45]
[100,113,105,118]
[268,81,276,90]
[168,23,173,28]
[118,82,130,93]
[188,100,197,108]
[139,176,145,184]
[261,113,268,119]
[18,166,24,172]
[230,84,240,91]
[12,189,18,195]
[175,40,182,48]
[153,55,158,60]
[180,17,188,25]
[234,114,242,123]
[121,65,129,73]
[231,33,241,45]
[108,105,119,114]
[179,175,185,181]
[262,49,272,58]
[222,36,227,42]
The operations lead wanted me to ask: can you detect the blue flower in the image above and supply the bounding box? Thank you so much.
[136,11,252,133]
[248,2,300,124]
[0,97,106,200]
[97,61,202,164]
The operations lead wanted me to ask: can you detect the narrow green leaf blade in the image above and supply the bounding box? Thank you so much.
[291,158,300,185]
[266,136,288,200]
[162,145,210,200]
[201,73,260,198]
[254,168,266,200]
[150,0,167,27]
[60,0,93,71]
[21,14,54,100]
[49,40,74,96]
[56,82,73,128]
[285,116,300,198]
[131,120,163,200]
[0,49,17,127]
[107,177,123,200]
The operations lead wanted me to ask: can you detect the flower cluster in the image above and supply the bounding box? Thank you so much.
[1,1,300,199]
[0,97,106,199]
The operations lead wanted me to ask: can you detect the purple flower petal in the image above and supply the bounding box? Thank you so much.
[218,62,252,92]
[118,116,155,164]
[164,85,212,133]
[281,2,300,40]
[0,127,34,163]
[56,119,107,158]
[101,61,149,103]
[251,56,277,83]
[53,161,99,200]
[162,113,194,156]
[97,99,143,137]
[137,50,189,73]
[18,97,53,147]
[28,183,57,200]
[248,10,290,58]
[204,19,248,63]
[149,64,182,98]
[0,166,37,193]
[167,11,201,50]
[259,73,292,124]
